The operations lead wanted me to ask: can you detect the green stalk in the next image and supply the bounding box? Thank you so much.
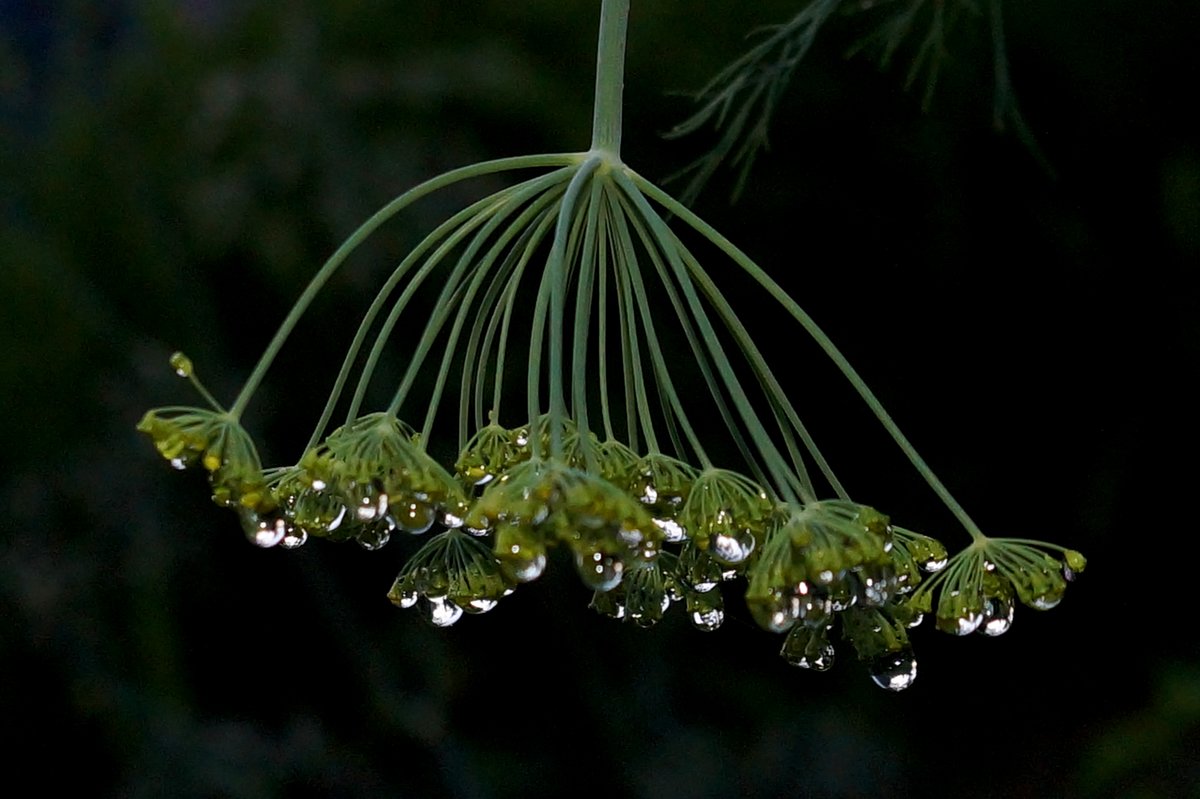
[591,0,629,157]
[544,157,602,457]
[613,170,797,504]
[228,152,577,420]
[631,170,988,542]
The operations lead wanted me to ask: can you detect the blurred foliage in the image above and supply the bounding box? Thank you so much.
[1,0,1198,796]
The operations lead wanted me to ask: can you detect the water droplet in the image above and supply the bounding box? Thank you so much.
[466,598,498,614]
[653,517,686,543]
[575,551,624,592]
[906,612,924,628]
[357,520,393,551]
[639,484,659,504]
[868,650,918,691]
[395,501,435,534]
[170,457,187,471]
[423,595,463,627]
[326,504,347,533]
[710,530,754,563]
[439,510,465,529]
[690,607,724,631]
[390,589,418,608]
[1031,595,1061,610]
[505,547,547,582]
[980,595,1014,636]
[241,511,287,548]
[921,557,949,573]
[942,609,983,636]
[254,520,287,548]
[280,527,308,549]
[751,593,799,633]
[355,492,385,522]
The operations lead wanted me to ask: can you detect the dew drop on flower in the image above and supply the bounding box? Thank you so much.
[244,515,287,548]
[575,551,625,592]
[280,527,308,549]
[170,457,187,471]
[357,523,392,551]
[946,610,983,636]
[395,501,436,534]
[439,510,465,529]
[868,650,918,691]
[423,595,463,627]
[710,531,754,564]
[921,556,949,573]
[690,607,724,631]
[653,517,686,543]
[506,547,547,582]
[466,598,498,614]
[1031,595,1061,610]
[980,595,1014,636]
[326,504,347,533]
[394,589,418,609]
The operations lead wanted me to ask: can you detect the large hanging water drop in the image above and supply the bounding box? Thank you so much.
[356,519,393,551]
[690,607,724,631]
[280,527,308,549]
[395,500,436,534]
[466,598,498,614]
[423,595,464,627]
[709,529,755,564]
[868,650,918,691]
[575,551,625,592]
[653,517,686,543]
[505,545,547,582]
[980,594,1014,636]
[240,509,287,548]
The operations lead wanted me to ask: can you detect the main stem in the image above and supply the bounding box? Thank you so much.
[591,0,629,157]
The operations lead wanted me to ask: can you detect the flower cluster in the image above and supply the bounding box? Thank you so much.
[143,355,1085,694]
[139,0,1085,692]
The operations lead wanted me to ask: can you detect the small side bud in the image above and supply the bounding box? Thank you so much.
[169,352,194,378]
[1064,549,1087,575]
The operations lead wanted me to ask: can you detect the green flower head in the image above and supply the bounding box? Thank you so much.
[387,528,513,626]
[467,459,662,589]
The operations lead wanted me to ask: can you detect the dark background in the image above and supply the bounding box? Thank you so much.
[2,1,1198,796]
